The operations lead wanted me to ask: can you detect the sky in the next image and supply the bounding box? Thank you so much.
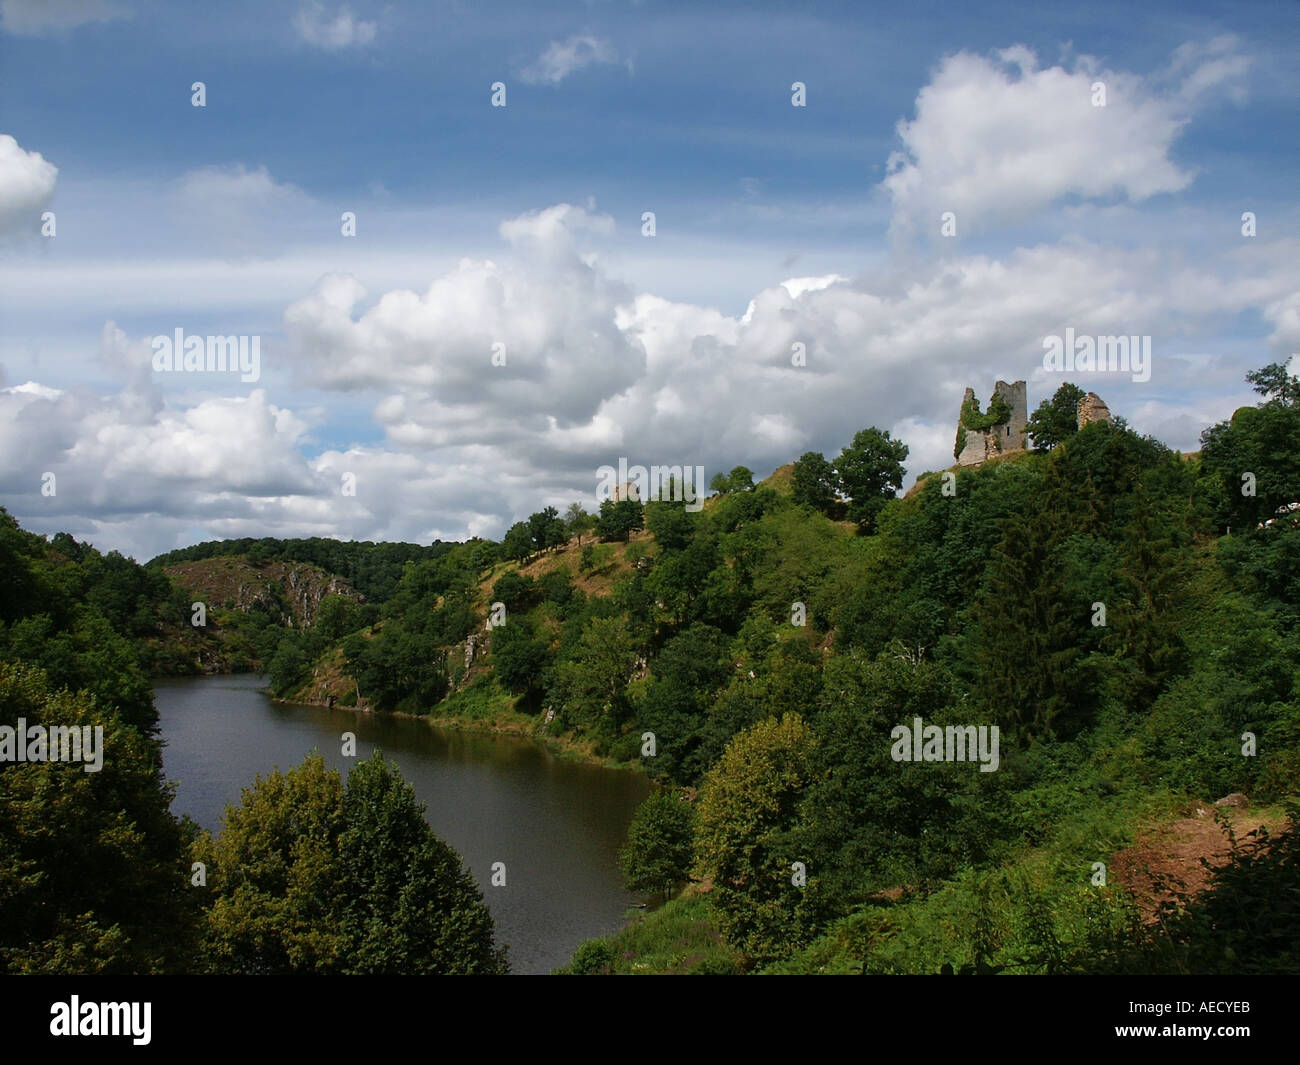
[0,0,1297,561]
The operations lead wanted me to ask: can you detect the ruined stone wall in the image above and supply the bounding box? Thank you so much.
[993,379,1029,450]
[1077,392,1113,428]
[955,380,1029,466]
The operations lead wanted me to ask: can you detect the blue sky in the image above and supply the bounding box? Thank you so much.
[1,0,1297,558]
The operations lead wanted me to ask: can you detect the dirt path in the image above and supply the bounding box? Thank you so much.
[1109,799,1281,920]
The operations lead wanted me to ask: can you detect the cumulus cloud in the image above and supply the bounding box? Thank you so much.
[0,134,58,234]
[278,201,1300,524]
[882,40,1250,238]
[284,203,644,431]
[0,0,124,35]
[520,34,621,85]
[293,1,376,51]
[4,206,1295,558]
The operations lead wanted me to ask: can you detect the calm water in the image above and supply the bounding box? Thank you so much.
[154,673,651,974]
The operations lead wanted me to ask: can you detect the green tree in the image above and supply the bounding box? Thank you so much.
[502,522,533,564]
[196,752,505,974]
[335,755,506,974]
[791,450,839,514]
[596,498,644,543]
[267,634,309,695]
[564,503,594,545]
[545,518,569,551]
[0,663,198,974]
[1200,363,1300,531]
[727,466,755,492]
[528,507,560,552]
[491,620,550,693]
[566,938,616,975]
[194,753,344,973]
[646,498,695,552]
[1027,382,1087,451]
[971,496,1086,739]
[315,594,362,641]
[618,791,696,898]
[552,615,637,737]
[1246,361,1300,406]
[836,427,909,532]
[491,571,535,613]
[694,713,818,963]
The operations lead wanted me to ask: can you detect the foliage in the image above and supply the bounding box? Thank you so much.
[0,663,197,973]
[619,791,696,898]
[491,619,550,694]
[694,714,819,963]
[558,895,743,975]
[194,753,506,974]
[836,427,909,532]
[596,498,645,542]
[1027,382,1087,451]
[791,450,839,515]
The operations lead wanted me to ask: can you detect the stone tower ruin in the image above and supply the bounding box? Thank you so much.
[1076,392,1113,428]
[954,380,1029,467]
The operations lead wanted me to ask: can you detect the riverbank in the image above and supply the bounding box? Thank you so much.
[271,689,650,775]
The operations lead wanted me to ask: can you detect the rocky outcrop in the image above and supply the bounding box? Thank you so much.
[164,557,361,629]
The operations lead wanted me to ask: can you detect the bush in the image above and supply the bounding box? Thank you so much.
[565,939,616,975]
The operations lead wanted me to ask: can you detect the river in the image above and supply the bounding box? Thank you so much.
[154,673,651,974]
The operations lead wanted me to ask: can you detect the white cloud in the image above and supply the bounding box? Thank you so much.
[292,1,376,52]
[520,34,621,85]
[0,0,123,35]
[284,203,643,429]
[0,134,58,234]
[882,40,1250,238]
[4,211,1294,559]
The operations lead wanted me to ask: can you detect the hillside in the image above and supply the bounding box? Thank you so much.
[164,557,360,630]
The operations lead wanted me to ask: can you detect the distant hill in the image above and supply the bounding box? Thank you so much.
[149,536,456,602]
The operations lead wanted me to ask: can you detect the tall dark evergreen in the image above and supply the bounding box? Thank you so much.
[971,496,1085,739]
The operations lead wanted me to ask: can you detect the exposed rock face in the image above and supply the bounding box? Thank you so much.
[164,558,360,629]
[1077,392,1113,428]
[955,380,1029,467]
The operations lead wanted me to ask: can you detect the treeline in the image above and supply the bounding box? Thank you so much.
[149,536,457,602]
[0,515,178,733]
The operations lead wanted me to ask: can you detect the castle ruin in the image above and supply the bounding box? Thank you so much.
[954,380,1028,466]
[953,382,1114,467]
[1076,392,1113,428]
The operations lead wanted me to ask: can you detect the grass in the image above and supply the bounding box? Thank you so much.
[560,894,743,975]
